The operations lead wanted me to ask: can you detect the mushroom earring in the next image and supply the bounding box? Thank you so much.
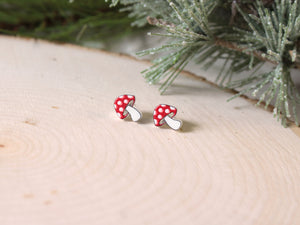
[114,94,142,122]
[153,104,182,130]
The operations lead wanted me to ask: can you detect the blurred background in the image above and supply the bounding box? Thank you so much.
[0,0,156,54]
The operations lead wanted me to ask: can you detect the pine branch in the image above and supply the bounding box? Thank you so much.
[215,38,300,69]
[147,16,296,67]
[214,38,278,65]
[114,0,300,126]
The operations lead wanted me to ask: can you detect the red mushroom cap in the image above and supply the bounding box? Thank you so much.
[153,104,177,126]
[114,94,135,119]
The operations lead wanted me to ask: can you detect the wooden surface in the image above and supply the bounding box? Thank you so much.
[0,36,300,225]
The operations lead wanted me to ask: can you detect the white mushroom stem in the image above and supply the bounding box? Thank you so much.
[164,116,182,130]
[126,105,142,122]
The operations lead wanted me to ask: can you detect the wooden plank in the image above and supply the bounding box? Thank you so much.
[0,36,299,225]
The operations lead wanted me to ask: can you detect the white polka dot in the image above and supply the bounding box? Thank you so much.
[114,104,117,109]
[154,119,158,125]
[120,96,124,98]
[158,108,163,113]
[161,104,166,107]
[119,107,124,112]
[117,113,121,118]
[165,109,170,113]
[128,95,134,99]
[117,101,122,105]
[124,99,129,104]
[170,106,175,110]
[158,115,162,119]
[153,111,157,115]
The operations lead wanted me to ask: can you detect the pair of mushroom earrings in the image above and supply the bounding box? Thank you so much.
[114,94,182,130]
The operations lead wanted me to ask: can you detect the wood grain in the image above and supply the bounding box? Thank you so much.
[0,36,299,225]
